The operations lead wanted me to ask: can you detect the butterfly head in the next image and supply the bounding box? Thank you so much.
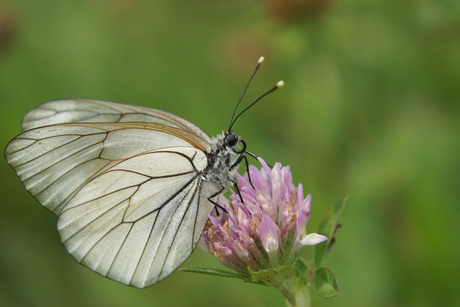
[224,131,243,151]
[224,131,238,146]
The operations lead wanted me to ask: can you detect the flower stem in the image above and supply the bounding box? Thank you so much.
[277,277,311,307]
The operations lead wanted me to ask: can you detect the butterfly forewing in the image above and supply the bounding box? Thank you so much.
[5,106,221,287]
[21,99,212,143]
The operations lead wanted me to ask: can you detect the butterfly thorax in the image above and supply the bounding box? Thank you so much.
[203,131,240,189]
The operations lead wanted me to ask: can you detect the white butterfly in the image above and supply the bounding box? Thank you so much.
[5,57,284,288]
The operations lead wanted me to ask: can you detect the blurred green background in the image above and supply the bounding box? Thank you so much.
[1,0,459,306]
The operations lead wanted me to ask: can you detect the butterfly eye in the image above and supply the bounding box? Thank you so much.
[225,132,239,147]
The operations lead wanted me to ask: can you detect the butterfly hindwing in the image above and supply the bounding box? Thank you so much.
[57,148,213,288]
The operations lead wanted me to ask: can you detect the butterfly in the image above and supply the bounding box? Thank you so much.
[4,57,284,288]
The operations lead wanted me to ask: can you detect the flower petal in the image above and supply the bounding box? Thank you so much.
[300,233,328,246]
[260,213,280,253]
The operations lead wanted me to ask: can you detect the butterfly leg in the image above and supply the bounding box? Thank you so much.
[231,154,255,190]
[207,187,228,214]
[231,178,244,204]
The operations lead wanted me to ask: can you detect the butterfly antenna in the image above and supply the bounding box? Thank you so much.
[228,80,285,131]
[228,56,265,132]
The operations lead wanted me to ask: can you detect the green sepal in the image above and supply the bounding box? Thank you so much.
[246,264,294,286]
[291,258,310,287]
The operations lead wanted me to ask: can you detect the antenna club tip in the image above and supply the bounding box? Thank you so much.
[258,56,265,64]
[276,80,285,88]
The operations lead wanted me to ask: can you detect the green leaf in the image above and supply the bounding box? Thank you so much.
[315,195,348,267]
[180,266,244,279]
[313,267,339,298]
